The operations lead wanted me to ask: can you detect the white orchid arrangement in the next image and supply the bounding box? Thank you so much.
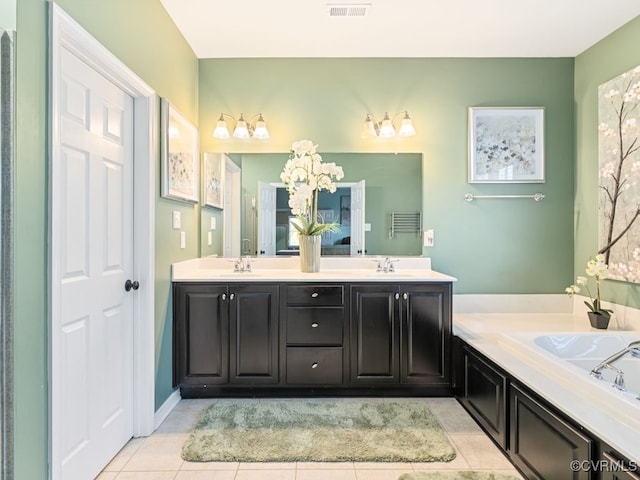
[565,254,613,318]
[280,140,344,236]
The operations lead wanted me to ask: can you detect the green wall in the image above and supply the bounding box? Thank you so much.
[199,58,575,293]
[575,16,640,309]
[15,0,197,477]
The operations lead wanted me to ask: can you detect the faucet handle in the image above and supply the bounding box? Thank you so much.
[232,257,243,271]
[372,256,384,272]
[243,256,252,272]
[613,372,626,391]
[388,258,400,272]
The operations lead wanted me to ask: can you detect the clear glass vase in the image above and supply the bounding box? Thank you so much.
[299,234,321,272]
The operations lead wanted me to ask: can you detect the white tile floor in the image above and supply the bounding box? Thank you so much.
[98,397,524,480]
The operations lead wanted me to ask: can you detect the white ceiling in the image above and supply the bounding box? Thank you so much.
[160,0,640,59]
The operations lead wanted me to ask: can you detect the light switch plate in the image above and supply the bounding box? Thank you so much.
[180,231,186,249]
[210,217,216,230]
[172,211,181,230]
[364,223,371,232]
[207,231,212,246]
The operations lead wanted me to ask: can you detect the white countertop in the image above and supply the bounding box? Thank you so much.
[172,256,457,283]
[454,313,640,463]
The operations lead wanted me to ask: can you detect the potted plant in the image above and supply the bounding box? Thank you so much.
[280,140,344,272]
[565,254,613,329]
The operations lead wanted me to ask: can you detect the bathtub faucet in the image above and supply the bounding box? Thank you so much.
[590,340,640,383]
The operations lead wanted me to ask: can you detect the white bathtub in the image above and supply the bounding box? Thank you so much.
[500,332,640,417]
[533,333,640,398]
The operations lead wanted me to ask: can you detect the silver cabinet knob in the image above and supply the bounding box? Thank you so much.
[311,363,318,369]
[395,293,400,300]
[222,293,227,300]
[230,293,235,300]
[311,292,319,298]
[403,293,408,300]
[311,322,319,328]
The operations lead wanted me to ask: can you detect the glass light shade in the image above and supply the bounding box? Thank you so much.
[398,113,416,137]
[212,117,230,139]
[378,113,395,138]
[361,115,377,138]
[252,114,270,139]
[233,114,250,139]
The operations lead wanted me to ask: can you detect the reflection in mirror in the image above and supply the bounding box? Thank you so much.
[257,183,364,256]
[0,27,15,479]
[201,152,423,257]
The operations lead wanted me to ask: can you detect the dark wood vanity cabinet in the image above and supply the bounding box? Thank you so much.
[173,283,279,391]
[173,280,452,395]
[350,283,451,389]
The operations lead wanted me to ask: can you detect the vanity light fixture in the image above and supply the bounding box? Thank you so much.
[213,113,270,140]
[362,111,416,138]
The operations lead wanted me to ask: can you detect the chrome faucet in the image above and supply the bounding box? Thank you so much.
[590,340,640,386]
[376,257,399,273]
[233,256,252,273]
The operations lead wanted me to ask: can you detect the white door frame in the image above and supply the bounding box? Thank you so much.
[49,4,156,476]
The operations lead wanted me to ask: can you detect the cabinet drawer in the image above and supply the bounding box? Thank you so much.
[286,307,344,345]
[287,285,344,306]
[286,347,343,384]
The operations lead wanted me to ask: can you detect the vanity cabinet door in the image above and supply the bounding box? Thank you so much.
[350,284,400,383]
[460,346,508,449]
[510,384,593,480]
[400,283,451,386]
[600,449,640,480]
[229,284,279,384]
[173,283,229,386]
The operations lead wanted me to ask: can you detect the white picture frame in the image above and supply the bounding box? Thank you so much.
[468,107,545,183]
[161,97,199,202]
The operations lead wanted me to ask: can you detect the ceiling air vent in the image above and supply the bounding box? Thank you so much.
[327,3,370,17]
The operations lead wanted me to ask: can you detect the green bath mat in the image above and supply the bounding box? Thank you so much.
[399,473,521,480]
[182,399,457,463]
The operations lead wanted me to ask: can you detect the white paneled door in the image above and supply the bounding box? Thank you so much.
[53,46,135,479]
[257,181,277,256]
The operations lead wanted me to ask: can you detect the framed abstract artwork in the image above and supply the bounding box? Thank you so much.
[161,98,199,202]
[202,152,224,209]
[468,107,545,183]
[598,65,640,282]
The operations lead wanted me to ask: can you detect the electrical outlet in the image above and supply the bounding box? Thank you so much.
[424,229,434,247]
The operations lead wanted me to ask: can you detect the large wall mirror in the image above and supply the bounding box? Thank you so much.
[200,152,424,257]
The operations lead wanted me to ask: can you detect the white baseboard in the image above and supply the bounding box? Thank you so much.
[453,294,572,314]
[153,389,181,431]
